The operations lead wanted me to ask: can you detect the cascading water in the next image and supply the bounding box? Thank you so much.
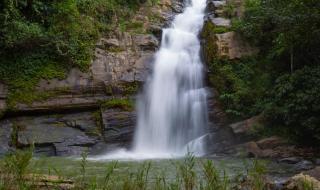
[94,0,208,160]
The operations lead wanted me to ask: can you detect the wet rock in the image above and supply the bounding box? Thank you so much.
[257,136,287,149]
[148,24,163,39]
[171,1,184,13]
[294,160,315,171]
[18,124,97,145]
[206,0,226,14]
[102,109,136,147]
[283,174,320,190]
[16,116,99,156]
[0,120,12,155]
[279,157,303,164]
[304,167,320,180]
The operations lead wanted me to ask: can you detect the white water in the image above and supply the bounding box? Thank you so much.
[93,0,208,160]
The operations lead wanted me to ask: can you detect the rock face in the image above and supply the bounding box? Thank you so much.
[102,109,136,147]
[0,1,181,156]
[0,109,136,156]
[201,0,258,63]
[0,120,12,155]
[215,32,258,59]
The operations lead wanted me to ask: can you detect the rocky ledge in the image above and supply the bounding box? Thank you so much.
[0,0,185,157]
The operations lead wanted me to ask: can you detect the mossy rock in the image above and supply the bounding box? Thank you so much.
[201,20,219,65]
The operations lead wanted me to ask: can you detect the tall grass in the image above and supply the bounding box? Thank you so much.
[0,150,273,190]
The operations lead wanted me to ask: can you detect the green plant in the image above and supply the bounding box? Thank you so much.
[248,159,267,190]
[0,146,34,189]
[100,98,134,111]
[177,153,197,190]
[201,160,229,190]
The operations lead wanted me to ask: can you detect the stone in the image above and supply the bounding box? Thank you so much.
[206,0,226,13]
[229,115,262,135]
[215,32,259,59]
[102,109,136,147]
[261,149,279,158]
[0,120,13,155]
[279,157,303,164]
[304,167,320,180]
[171,1,184,13]
[210,17,231,27]
[257,136,287,149]
[98,38,120,49]
[243,141,263,158]
[18,124,97,145]
[133,34,159,51]
[284,174,320,190]
[15,115,99,156]
[294,160,315,171]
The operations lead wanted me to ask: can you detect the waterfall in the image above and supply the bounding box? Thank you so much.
[95,0,208,160]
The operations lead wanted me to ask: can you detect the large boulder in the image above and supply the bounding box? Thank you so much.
[283,174,320,190]
[256,136,287,149]
[304,167,320,180]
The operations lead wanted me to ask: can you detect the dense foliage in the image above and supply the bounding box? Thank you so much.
[0,0,144,106]
[210,0,320,145]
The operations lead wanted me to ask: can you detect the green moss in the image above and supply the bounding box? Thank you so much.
[201,21,219,64]
[105,82,140,96]
[99,98,134,111]
[213,26,231,34]
[91,110,104,136]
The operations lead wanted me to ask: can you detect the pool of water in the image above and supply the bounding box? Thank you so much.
[28,155,296,185]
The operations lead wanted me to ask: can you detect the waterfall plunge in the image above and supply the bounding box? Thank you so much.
[95,0,208,160]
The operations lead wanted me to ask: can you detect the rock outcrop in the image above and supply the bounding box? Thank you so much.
[201,0,258,63]
[0,1,181,156]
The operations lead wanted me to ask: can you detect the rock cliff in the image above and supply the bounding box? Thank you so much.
[0,0,184,156]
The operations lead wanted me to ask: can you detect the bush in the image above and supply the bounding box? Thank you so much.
[266,66,320,145]
[208,57,271,120]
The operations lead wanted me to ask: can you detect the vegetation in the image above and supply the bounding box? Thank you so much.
[0,149,273,190]
[99,98,134,111]
[208,0,320,145]
[0,0,146,106]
